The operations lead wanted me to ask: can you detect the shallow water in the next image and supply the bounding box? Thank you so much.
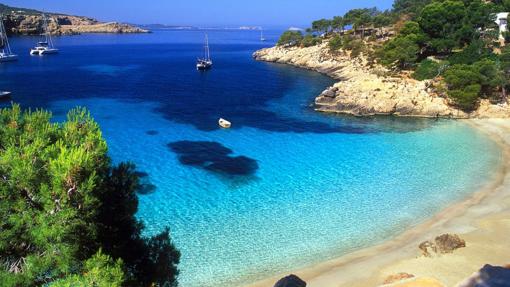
[1,30,502,286]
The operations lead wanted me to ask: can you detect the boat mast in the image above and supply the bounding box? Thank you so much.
[0,14,13,55]
[204,34,210,61]
[42,13,54,48]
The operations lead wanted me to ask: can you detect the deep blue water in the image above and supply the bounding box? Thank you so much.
[0,30,502,286]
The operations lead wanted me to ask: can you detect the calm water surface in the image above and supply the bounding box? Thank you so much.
[0,30,502,286]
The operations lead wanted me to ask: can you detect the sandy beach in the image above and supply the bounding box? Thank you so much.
[248,119,510,287]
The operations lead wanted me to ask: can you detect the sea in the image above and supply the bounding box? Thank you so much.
[0,29,502,286]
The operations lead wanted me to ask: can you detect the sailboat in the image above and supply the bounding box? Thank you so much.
[260,27,266,41]
[30,13,58,55]
[0,14,18,62]
[196,34,212,70]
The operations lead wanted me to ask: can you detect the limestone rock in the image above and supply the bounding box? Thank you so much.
[419,234,466,257]
[253,43,510,119]
[458,264,510,287]
[3,13,149,36]
[273,274,306,287]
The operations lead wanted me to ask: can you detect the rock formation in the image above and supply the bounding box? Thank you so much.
[273,274,307,287]
[418,234,466,257]
[3,12,148,35]
[253,43,510,119]
[458,264,510,287]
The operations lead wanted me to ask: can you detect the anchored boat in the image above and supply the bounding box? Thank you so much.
[30,13,58,56]
[0,91,12,99]
[218,118,231,128]
[0,14,18,62]
[196,34,212,70]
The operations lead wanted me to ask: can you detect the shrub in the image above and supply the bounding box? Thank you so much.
[302,34,322,47]
[412,59,442,80]
[378,35,420,69]
[328,34,343,52]
[448,84,481,110]
[277,30,304,47]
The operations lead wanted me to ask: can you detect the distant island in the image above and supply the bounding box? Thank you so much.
[0,3,149,35]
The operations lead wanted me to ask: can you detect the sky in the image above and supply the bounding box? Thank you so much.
[2,0,394,27]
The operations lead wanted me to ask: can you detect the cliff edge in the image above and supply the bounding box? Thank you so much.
[253,43,510,119]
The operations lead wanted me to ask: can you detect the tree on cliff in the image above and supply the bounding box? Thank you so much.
[277,30,304,46]
[392,0,432,17]
[0,105,180,286]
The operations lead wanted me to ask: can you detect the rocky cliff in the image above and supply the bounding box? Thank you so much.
[253,43,510,119]
[2,12,148,35]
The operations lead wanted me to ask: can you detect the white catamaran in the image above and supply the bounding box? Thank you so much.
[196,34,212,70]
[0,14,18,62]
[30,13,58,56]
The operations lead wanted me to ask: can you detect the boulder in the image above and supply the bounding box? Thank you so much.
[419,234,465,257]
[434,233,466,254]
[273,274,306,287]
[458,264,510,287]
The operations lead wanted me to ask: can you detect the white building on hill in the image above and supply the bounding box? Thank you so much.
[495,12,509,40]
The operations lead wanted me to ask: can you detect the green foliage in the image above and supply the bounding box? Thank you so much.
[412,59,443,80]
[473,58,505,95]
[331,16,345,32]
[447,84,481,110]
[378,35,420,68]
[447,39,495,65]
[344,7,379,32]
[301,34,322,47]
[348,39,365,57]
[0,105,180,287]
[444,59,505,109]
[328,35,342,52]
[444,64,481,90]
[97,163,180,286]
[418,0,466,53]
[393,0,432,17]
[400,21,421,36]
[311,19,331,34]
[50,250,124,287]
[277,30,304,47]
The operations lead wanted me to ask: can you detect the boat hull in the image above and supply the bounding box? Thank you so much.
[0,91,12,99]
[196,64,212,70]
[31,48,59,55]
[0,55,18,62]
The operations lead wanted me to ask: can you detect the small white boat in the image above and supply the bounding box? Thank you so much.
[196,34,212,70]
[0,14,18,62]
[30,13,58,56]
[30,42,59,55]
[218,118,231,128]
[0,91,12,99]
[260,28,266,41]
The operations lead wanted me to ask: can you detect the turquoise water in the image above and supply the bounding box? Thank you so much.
[2,30,502,286]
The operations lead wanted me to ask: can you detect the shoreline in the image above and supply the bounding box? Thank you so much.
[246,119,510,287]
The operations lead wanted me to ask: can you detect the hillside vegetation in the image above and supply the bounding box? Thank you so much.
[278,0,510,111]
